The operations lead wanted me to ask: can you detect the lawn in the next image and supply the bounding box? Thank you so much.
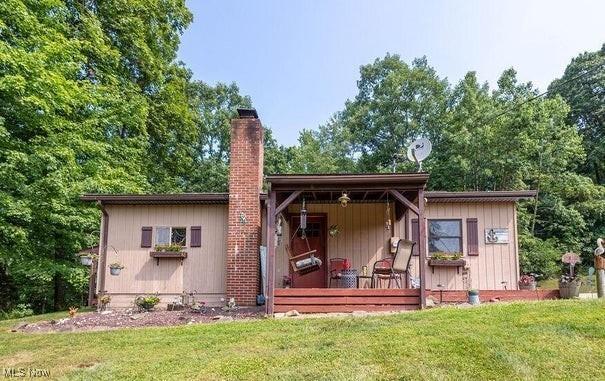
[1,300,605,380]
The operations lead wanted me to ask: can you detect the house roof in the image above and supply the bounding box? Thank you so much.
[426,190,537,203]
[80,193,231,205]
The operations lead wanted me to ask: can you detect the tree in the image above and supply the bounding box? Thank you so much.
[549,44,605,184]
[0,0,191,312]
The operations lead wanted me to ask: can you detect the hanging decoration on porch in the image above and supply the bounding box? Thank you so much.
[338,191,350,208]
[328,224,339,237]
[385,193,392,231]
[300,197,308,233]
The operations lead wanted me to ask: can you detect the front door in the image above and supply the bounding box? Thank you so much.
[290,214,327,288]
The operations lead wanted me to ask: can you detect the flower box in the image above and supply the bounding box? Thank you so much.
[428,259,466,274]
[150,251,187,265]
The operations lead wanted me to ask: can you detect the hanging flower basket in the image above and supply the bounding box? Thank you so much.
[109,263,124,276]
[80,256,93,266]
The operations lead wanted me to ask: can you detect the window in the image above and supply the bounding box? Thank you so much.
[428,220,462,254]
[156,227,187,246]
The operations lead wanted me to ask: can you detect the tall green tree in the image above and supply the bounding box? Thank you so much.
[0,0,191,311]
[549,44,605,184]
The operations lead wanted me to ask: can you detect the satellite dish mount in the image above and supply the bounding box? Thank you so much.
[406,138,432,172]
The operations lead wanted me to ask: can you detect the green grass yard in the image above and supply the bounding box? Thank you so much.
[1,300,605,380]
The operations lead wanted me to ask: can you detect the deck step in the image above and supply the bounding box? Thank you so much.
[274,288,421,313]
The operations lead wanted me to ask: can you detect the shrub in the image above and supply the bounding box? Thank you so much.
[135,295,161,311]
[519,234,561,279]
[0,304,34,320]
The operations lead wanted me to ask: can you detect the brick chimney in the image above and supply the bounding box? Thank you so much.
[226,109,264,305]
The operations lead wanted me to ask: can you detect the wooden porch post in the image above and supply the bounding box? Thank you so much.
[417,187,427,308]
[266,190,277,315]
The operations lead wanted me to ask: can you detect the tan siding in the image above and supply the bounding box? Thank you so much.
[412,202,519,291]
[102,204,228,307]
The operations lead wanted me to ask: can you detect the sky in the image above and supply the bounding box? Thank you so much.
[178,0,605,146]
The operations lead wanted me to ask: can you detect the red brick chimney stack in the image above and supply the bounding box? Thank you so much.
[226,109,264,305]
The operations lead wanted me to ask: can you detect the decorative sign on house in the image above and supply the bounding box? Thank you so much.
[485,228,509,244]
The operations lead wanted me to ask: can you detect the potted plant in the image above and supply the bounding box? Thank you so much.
[109,262,124,276]
[99,294,111,311]
[80,255,94,266]
[468,289,480,305]
[518,274,537,291]
[135,294,161,312]
[559,252,581,299]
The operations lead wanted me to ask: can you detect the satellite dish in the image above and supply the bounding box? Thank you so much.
[407,138,432,172]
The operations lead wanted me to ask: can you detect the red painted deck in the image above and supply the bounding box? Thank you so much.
[274,288,421,313]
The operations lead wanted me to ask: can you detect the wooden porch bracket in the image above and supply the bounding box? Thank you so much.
[275,190,302,216]
[389,189,420,216]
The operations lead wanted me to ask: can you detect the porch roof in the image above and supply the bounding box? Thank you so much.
[266,173,429,191]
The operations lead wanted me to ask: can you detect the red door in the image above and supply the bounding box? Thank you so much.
[290,214,327,288]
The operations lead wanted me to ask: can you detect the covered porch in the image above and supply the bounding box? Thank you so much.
[265,173,429,314]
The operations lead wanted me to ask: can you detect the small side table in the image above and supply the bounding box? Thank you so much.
[339,269,358,288]
[357,275,372,288]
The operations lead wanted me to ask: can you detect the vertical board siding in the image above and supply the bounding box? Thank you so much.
[404,202,519,291]
[103,205,228,301]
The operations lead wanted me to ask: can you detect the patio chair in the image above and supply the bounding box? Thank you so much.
[328,258,347,288]
[371,239,415,288]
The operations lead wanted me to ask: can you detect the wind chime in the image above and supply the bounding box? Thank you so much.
[300,197,308,239]
[385,193,392,231]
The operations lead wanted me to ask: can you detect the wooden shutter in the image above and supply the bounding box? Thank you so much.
[190,226,202,247]
[411,218,419,256]
[466,218,479,256]
[141,226,152,248]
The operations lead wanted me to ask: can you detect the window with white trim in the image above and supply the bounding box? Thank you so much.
[428,219,462,254]
[155,227,187,246]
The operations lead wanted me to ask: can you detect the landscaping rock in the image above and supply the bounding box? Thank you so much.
[285,310,300,317]
[426,297,436,307]
[352,311,368,317]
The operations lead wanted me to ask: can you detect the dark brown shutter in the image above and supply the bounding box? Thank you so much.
[190,226,202,247]
[467,218,479,256]
[141,226,152,248]
[411,218,419,256]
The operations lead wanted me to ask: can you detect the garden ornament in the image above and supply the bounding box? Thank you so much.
[594,238,605,298]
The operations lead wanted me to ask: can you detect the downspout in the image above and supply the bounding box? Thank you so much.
[97,202,109,296]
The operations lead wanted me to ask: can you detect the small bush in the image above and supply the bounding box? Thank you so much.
[0,304,34,320]
[519,234,561,279]
[135,295,161,312]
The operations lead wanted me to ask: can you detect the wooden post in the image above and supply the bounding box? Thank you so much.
[417,188,427,308]
[266,191,277,315]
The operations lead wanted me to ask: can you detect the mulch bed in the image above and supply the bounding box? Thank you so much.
[12,306,265,333]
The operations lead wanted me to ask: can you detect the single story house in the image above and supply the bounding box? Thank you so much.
[82,109,539,313]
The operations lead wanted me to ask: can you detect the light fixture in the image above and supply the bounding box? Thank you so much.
[338,191,350,208]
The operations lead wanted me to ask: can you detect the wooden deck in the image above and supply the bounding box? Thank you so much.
[274,288,421,313]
